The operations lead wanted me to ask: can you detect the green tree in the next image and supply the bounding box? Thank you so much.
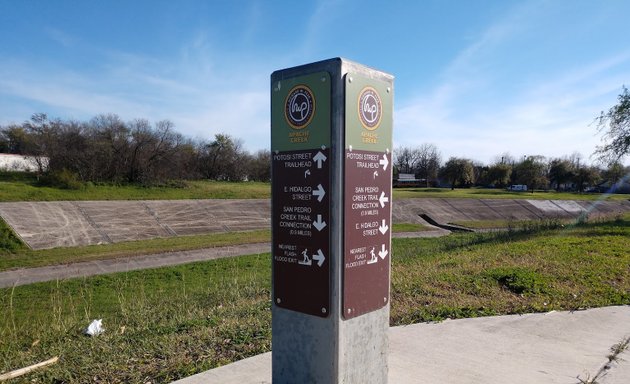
[513,156,548,192]
[439,157,474,190]
[574,166,600,192]
[603,161,626,184]
[200,133,247,181]
[548,158,574,191]
[486,162,512,188]
[0,125,30,154]
[594,86,630,163]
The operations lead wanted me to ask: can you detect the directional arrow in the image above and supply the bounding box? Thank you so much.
[304,169,311,179]
[312,184,326,202]
[313,151,327,169]
[313,249,326,267]
[379,191,389,208]
[313,214,327,231]
[379,219,389,235]
[373,170,379,179]
[379,153,389,171]
[378,244,388,259]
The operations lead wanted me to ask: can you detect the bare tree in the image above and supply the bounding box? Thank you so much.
[594,86,630,164]
[415,143,441,187]
[393,146,420,174]
[23,113,56,174]
[89,114,130,182]
[248,149,271,182]
[491,152,517,166]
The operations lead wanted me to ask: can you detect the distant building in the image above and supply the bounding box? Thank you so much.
[0,154,47,172]
[596,179,630,194]
[507,184,528,192]
[393,173,423,188]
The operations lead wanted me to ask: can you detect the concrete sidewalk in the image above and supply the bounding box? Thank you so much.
[173,306,630,384]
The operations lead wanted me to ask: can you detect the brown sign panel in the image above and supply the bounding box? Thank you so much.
[272,148,330,317]
[343,149,392,319]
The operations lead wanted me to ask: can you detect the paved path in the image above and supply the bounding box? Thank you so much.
[0,243,270,288]
[172,306,630,384]
[0,231,446,288]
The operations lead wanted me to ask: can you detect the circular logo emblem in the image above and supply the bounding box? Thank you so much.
[358,87,382,130]
[285,85,315,129]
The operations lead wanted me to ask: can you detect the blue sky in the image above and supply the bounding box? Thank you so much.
[1,0,629,165]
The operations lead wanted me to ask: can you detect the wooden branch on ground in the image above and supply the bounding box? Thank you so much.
[0,356,59,381]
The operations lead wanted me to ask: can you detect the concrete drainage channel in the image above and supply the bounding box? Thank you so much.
[0,198,629,250]
[419,213,475,232]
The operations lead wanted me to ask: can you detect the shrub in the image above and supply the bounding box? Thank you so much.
[0,217,25,252]
[38,169,84,190]
[487,267,547,295]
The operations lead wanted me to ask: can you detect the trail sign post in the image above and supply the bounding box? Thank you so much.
[272,58,393,383]
[271,71,332,317]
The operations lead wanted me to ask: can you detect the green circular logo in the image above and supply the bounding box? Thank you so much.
[358,87,382,130]
[285,85,315,129]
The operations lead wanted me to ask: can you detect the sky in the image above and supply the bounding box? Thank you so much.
[1,0,629,165]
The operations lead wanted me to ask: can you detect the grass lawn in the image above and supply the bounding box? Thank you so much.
[0,221,430,272]
[392,186,629,201]
[3,171,629,202]
[0,228,271,272]
[391,223,433,232]
[447,219,576,230]
[0,172,270,201]
[390,217,630,323]
[1,255,272,383]
[1,217,629,383]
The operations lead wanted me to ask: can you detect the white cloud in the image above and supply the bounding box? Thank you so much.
[45,28,78,48]
[0,29,274,151]
[394,1,630,166]
[3,0,629,167]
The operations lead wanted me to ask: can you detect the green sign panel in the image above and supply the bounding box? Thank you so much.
[344,73,393,152]
[271,72,331,152]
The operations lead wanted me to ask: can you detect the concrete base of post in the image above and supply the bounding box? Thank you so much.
[272,299,388,383]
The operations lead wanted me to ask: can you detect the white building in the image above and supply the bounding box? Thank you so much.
[0,154,47,172]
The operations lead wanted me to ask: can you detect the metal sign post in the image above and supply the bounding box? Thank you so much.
[271,58,393,383]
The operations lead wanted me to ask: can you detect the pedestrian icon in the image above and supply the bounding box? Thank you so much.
[367,246,378,264]
[299,248,312,266]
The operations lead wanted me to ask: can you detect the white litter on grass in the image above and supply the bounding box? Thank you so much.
[85,319,104,336]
